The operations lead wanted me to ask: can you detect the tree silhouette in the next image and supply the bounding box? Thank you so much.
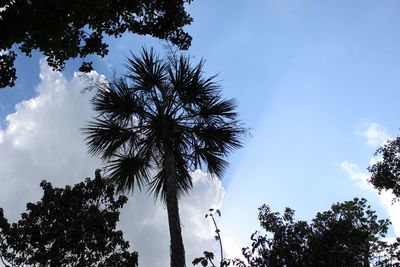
[84,48,244,267]
[231,198,398,267]
[0,0,193,88]
[368,136,400,201]
[0,170,137,266]
[194,198,400,267]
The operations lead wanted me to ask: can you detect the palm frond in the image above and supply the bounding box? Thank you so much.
[83,118,140,159]
[168,55,206,106]
[148,168,168,201]
[190,61,221,103]
[148,155,193,202]
[175,154,193,196]
[91,78,147,123]
[198,97,238,122]
[125,48,166,91]
[192,124,243,154]
[192,148,229,177]
[105,153,153,193]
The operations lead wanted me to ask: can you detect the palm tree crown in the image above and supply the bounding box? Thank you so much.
[84,48,243,267]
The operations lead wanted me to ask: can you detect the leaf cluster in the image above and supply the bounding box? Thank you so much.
[368,137,400,201]
[236,198,398,267]
[0,170,138,267]
[196,198,400,267]
[0,0,193,88]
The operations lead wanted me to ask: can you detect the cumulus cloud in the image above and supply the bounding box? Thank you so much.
[0,60,228,266]
[340,123,400,237]
[0,61,100,220]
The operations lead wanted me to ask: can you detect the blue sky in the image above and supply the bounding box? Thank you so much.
[1,0,400,264]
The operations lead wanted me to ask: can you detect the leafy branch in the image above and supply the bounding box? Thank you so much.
[193,208,231,267]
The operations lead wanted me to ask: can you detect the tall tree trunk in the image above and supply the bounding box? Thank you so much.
[165,149,186,267]
[363,244,369,267]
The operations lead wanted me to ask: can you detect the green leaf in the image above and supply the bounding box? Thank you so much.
[192,257,202,265]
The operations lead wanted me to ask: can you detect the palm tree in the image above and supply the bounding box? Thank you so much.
[84,48,243,267]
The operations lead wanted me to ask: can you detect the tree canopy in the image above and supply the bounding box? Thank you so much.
[369,136,400,201]
[0,170,138,267]
[0,0,193,88]
[194,198,400,267]
[237,198,399,267]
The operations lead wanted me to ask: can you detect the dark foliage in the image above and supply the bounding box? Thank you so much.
[0,51,16,87]
[0,0,193,88]
[369,137,400,201]
[236,198,399,267]
[195,198,400,267]
[0,170,138,267]
[84,48,244,267]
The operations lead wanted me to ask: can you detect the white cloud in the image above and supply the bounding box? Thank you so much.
[0,61,229,267]
[361,122,391,148]
[340,160,400,237]
[0,60,100,219]
[340,161,369,189]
